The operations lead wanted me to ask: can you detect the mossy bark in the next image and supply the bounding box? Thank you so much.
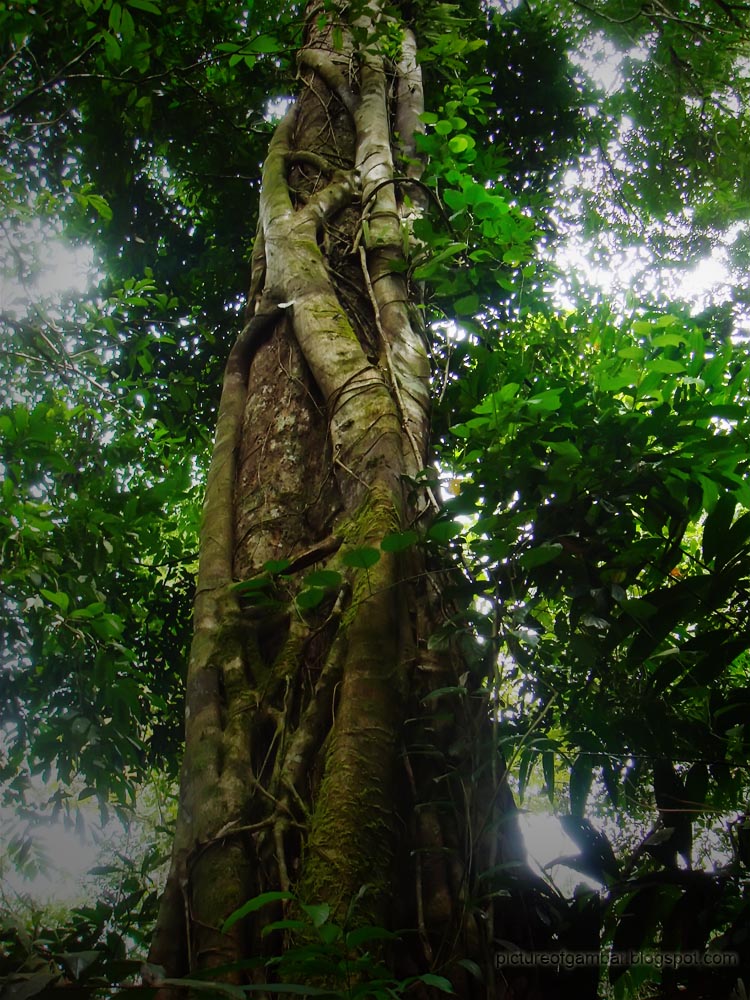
[148,4,530,997]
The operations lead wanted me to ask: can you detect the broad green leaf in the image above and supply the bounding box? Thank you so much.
[443,188,467,212]
[295,588,326,610]
[342,546,381,569]
[316,922,342,944]
[108,2,122,31]
[649,358,685,374]
[127,0,161,12]
[247,34,283,53]
[260,919,308,936]
[427,521,462,544]
[651,332,686,348]
[345,925,398,948]
[519,543,563,569]
[702,494,736,564]
[40,589,70,613]
[101,29,121,61]
[59,951,101,979]
[221,891,294,932]
[300,902,330,928]
[415,973,455,993]
[421,685,467,701]
[473,383,519,413]
[87,193,113,221]
[526,388,562,411]
[597,369,639,391]
[517,747,536,802]
[454,293,479,314]
[380,529,419,552]
[542,751,555,804]
[264,558,291,574]
[569,756,593,816]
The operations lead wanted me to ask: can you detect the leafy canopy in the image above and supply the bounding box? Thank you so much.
[2,0,750,996]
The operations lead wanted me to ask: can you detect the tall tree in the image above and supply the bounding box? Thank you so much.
[3,2,750,998]
[145,2,530,992]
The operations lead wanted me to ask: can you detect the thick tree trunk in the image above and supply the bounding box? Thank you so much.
[147,4,531,996]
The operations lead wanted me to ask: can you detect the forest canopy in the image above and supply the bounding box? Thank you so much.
[2,1,750,998]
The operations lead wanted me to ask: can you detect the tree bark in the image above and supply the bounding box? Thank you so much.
[147,4,532,996]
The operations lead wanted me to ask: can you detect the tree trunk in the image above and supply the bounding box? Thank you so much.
[147,4,531,996]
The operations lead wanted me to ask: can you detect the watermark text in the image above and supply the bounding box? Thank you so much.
[495,950,739,972]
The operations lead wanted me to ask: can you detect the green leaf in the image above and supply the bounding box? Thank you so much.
[427,521,462,544]
[101,30,121,62]
[443,189,467,212]
[649,358,685,374]
[719,510,750,567]
[598,369,639,391]
[421,685,467,702]
[87,193,113,221]
[41,589,69,613]
[316,922,342,944]
[247,33,283,53]
[345,925,398,948]
[295,588,326,610]
[543,440,581,461]
[342,547,381,569]
[473,383,520,414]
[569,755,593,816]
[702,494,736,564]
[300,902,330,928]
[416,973,455,993]
[127,0,161,12]
[526,388,562,411]
[221,891,294,933]
[542,751,555,804]
[119,6,135,41]
[517,746,536,802]
[59,951,101,979]
[380,529,419,552]
[454,293,479,315]
[651,332,686,348]
[303,569,342,588]
[264,558,291,574]
[260,919,308,936]
[475,198,509,219]
[448,135,473,153]
[519,543,563,569]
[108,2,122,31]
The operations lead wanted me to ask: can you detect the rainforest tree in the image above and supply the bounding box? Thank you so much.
[3,1,750,998]
[145,1,525,988]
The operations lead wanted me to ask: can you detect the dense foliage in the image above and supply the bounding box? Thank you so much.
[2,0,750,997]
